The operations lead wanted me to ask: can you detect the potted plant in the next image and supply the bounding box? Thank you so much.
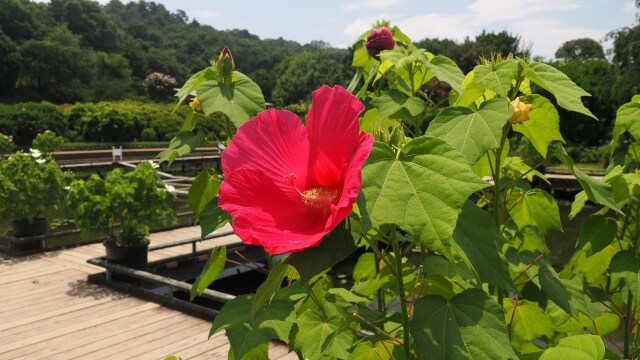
[0,150,69,240]
[66,162,176,270]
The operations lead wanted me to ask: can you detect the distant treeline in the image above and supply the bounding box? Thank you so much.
[1,0,639,146]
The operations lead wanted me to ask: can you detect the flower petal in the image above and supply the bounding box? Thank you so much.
[327,131,374,229]
[222,109,310,200]
[306,86,365,190]
[219,168,327,254]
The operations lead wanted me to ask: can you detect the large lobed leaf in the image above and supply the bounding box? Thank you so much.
[523,61,596,119]
[423,54,465,93]
[197,71,265,129]
[410,288,518,360]
[357,137,488,258]
[426,99,511,164]
[539,334,605,360]
[471,59,519,98]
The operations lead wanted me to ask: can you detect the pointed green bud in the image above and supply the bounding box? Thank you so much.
[216,46,235,85]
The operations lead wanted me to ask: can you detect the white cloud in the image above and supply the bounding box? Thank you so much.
[342,0,597,58]
[344,14,392,38]
[623,0,636,13]
[397,14,473,42]
[343,0,404,11]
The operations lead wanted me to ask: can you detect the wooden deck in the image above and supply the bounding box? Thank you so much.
[0,225,296,359]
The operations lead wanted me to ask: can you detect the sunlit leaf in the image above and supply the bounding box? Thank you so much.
[188,171,219,217]
[612,98,640,143]
[471,59,518,98]
[523,61,596,119]
[512,94,564,158]
[358,137,488,258]
[504,298,555,342]
[198,198,230,239]
[198,71,265,129]
[509,189,562,235]
[157,130,205,165]
[426,99,511,164]
[423,54,465,93]
[539,334,605,360]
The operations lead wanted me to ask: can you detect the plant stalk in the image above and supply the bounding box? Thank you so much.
[625,292,633,360]
[391,226,412,359]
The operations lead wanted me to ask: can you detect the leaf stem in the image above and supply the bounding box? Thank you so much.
[391,225,412,359]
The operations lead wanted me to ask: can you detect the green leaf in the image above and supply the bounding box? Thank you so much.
[512,94,564,158]
[286,224,357,283]
[358,138,488,258]
[538,264,592,319]
[179,107,198,132]
[188,171,219,217]
[190,246,226,301]
[504,298,555,342]
[575,215,617,253]
[552,145,621,213]
[539,334,605,360]
[452,201,516,292]
[471,59,518,98]
[293,310,355,360]
[174,68,214,104]
[423,54,465,93]
[523,61,596,119]
[157,130,205,165]
[410,288,517,360]
[251,262,291,319]
[609,250,640,301]
[211,294,294,359]
[356,63,379,99]
[612,99,640,143]
[569,191,588,220]
[349,341,399,360]
[509,189,562,235]
[426,99,511,164]
[198,198,230,239]
[327,288,370,304]
[228,343,268,360]
[369,89,425,118]
[197,71,265,129]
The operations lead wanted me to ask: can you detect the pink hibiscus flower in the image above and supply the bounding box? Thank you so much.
[218,85,374,254]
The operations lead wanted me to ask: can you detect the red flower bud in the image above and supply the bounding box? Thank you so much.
[365,27,395,57]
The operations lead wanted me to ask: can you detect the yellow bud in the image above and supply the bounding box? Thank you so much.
[189,97,202,112]
[509,97,532,124]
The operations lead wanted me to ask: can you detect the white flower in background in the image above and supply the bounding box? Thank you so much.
[30,148,42,158]
[164,184,176,193]
[148,160,160,169]
[36,158,46,164]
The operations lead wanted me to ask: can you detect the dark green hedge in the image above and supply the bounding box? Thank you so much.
[0,101,227,147]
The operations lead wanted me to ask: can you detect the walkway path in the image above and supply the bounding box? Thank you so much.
[0,225,295,359]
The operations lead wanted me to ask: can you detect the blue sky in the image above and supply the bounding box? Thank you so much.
[98,0,637,59]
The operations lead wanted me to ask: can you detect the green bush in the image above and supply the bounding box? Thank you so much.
[32,130,64,155]
[0,101,228,146]
[0,102,65,146]
[0,133,14,156]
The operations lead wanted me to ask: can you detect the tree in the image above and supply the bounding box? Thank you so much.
[15,26,96,103]
[609,16,640,101]
[0,29,20,100]
[555,38,604,61]
[273,50,344,105]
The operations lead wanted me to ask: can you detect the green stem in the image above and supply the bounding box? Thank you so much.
[625,292,633,360]
[493,124,511,230]
[391,226,412,359]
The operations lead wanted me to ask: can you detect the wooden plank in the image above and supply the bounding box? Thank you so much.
[0,295,141,342]
[0,294,115,332]
[168,331,231,359]
[40,253,102,274]
[89,315,209,360]
[0,266,68,285]
[18,307,184,360]
[0,302,159,355]
[135,326,224,360]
